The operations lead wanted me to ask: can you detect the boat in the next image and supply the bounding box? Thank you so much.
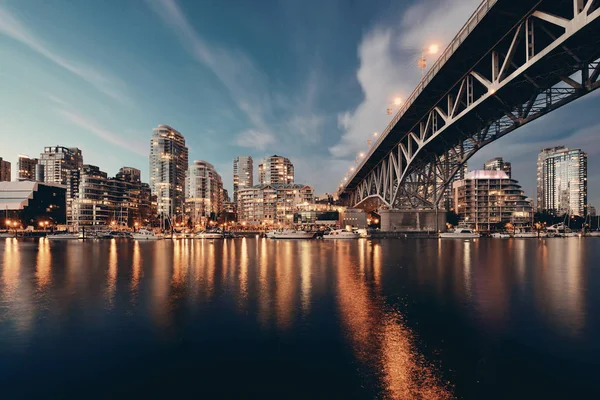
[195,230,225,239]
[132,229,163,240]
[267,229,315,239]
[513,229,539,238]
[0,231,13,238]
[322,229,359,240]
[439,228,480,239]
[109,231,131,239]
[46,231,81,240]
[491,232,511,238]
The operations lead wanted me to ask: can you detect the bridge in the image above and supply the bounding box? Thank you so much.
[338,0,600,217]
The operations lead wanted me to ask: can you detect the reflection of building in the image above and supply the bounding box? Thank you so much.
[0,157,10,181]
[72,165,156,226]
[0,181,67,226]
[452,170,533,230]
[149,125,188,220]
[233,156,253,204]
[537,146,587,216]
[185,160,223,225]
[237,183,314,225]
[483,157,511,178]
[258,155,294,185]
[17,155,38,181]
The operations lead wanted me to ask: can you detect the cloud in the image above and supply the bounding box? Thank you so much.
[147,0,326,149]
[0,6,131,105]
[234,129,276,151]
[57,109,147,157]
[330,0,481,158]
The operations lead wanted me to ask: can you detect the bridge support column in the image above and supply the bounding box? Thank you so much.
[380,209,447,233]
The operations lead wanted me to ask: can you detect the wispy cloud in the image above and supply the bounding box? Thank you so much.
[234,129,276,151]
[330,0,480,158]
[147,0,326,150]
[0,6,131,105]
[57,109,147,157]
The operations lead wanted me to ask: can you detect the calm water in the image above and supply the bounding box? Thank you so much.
[1,237,599,399]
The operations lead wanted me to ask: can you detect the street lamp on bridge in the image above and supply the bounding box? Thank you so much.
[418,43,440,78]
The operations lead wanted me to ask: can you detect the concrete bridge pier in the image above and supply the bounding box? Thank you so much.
[380,209,447,233]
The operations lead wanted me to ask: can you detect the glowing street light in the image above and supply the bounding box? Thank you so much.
[394,97,402,106]
[418,43,440,77]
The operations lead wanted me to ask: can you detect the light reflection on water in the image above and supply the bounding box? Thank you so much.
[0,237,597,398]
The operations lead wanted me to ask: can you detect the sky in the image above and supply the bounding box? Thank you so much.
[1,0,599,205]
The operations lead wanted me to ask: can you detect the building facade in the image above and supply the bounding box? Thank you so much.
[536,146,587,216]
[149,125,188,220]
[483,157,512,178]
[0,157,10,181]
[452,170,533,231]
[233,156,253,204]
[0,181,67,227]
[185,160,224,226]
[72,165,156,227]
[258,155,294,185]
[17,155,38,181]
[237,183,314,226]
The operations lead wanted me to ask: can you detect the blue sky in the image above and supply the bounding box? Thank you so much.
[1,0,599,205]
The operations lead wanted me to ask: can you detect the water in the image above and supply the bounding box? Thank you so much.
[0,237,599,399]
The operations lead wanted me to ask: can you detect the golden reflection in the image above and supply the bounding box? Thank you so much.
[463,240,472,299]
[131,241,142,295]
[106,239,117,308]
[299,241,311,314]
[152,241,171,328]
[36,238,52,288]
[258,238,270,328]
[275,240,295,331]
[335,239,452,399]
[2,238,20,300]
[372,241,382,287]
[239,238,249,303]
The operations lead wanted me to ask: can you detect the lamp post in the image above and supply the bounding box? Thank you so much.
[418,44,440,78]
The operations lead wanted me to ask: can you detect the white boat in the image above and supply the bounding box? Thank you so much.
[132,229,163,240]
[47,232,81,240]
[491,232,511,238]
[267,229,315,239]
[439,228,480,239]
[589,230,600,237]
[322,229,359,240]
[195,231,225,239]
[513,229,539,238]
[0,232,14,238]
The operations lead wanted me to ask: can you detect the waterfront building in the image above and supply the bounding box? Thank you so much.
[536,146,587,216]
[72,165,156,227]
[452,170,533,231]
[0,157,10,181]
[17,155,38,181]
[149,125,188,221]
[258,155,294,185]
[0,181,67,227]
[233,156,253,204]
[185,160,223,226]
[483,157,512,178]
[237,183,314,226]
[39,146,83,221]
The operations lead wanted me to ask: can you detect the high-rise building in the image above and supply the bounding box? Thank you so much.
[537,146,587,216]
[0,157,10,181]
[149,125,188,220]
[185,160,223,226]
[258,155,294,185]
[233,156,253,204]
[39,146,83,221]
[483,157,512,178]
[452,170,533,231]
[17,155,38,181]
[237,183,314,226]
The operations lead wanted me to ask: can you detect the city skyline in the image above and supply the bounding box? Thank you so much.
[1,0,599,205]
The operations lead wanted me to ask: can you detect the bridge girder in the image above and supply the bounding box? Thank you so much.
[344,0,600,210]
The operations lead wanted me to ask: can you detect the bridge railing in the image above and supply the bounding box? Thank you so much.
[341,0,498,194]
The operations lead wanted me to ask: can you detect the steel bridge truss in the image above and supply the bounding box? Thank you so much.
[352,0,600,210]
